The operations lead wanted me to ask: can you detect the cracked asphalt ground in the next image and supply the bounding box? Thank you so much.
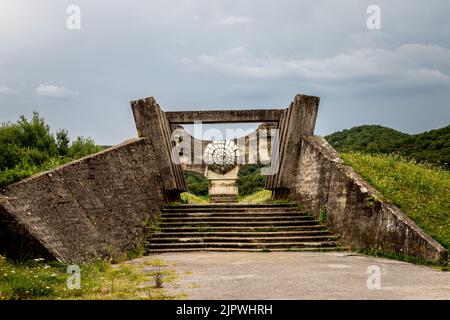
[135,251,450,300]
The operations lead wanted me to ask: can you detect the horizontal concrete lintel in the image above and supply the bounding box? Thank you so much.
[166,109,284,124]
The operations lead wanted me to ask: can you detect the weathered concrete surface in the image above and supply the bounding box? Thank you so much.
[142,252,450,300]
[291,136,448,264]
[131,97,186,196]
[0,138,166,262]
[166,109,283,124]
[266,94,319,192]
[0,196,55,261]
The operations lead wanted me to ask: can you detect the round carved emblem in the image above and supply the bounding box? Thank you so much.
[203,140,238,174]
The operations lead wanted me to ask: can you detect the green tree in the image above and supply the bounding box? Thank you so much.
[0,113,104,188]
[183,171,209,196]
[68,137,103,159]
[237,164,267,196]
[16,112,58,157]
[56,129,70,156]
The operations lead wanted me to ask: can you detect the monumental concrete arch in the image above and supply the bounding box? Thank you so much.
[0,93,447,264]
[131,95,448,263]
[170,122,277,177]
[136,95,321,201]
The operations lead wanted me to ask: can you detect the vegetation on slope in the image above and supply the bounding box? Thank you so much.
[0,112,104,188]
[183,171,209,196]
[238,190,272,203]
[326,124,450,169]
[237,164,267,196]
[179,192,210,204]
[342,152,450,250]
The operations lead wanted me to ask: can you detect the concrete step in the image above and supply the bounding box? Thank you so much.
[158,225,327,232]
[160,216,314,223]
[161,212,308,218]
[147,241,338,250]
[147,247,340,253]
[160,220,320,228]
[210,196,238,203]
[150,235,338,244]
[162,207,302,214]
[166,203,297,209]
[151,230,332,238]
[147,204,340,253]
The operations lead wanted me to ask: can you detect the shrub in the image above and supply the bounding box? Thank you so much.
[187,182,209,196]
[68,137,103,159]
[184,171,209,196]
[237,164,267,196]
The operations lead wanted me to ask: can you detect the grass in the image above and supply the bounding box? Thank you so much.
[178,192,210,204]
[172,190,292,205]
[238,190,272,203]
[146,219,161,234]
[357,248,450,270]
[319,207,328,225]
[0,256,185,300]
[342,152,450,250]
[238,189,295,204]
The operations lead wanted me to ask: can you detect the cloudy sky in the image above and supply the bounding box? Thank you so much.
[1,0,449,145]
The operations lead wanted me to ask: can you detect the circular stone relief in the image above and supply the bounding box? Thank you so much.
[203,140,238,174]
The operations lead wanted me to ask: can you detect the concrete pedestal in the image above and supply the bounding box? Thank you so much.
[205,166,239,203]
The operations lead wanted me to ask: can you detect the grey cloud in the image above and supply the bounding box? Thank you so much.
[0,0,449,145]
[35,84,79,99]
[0,85,17,96]
[176,44,450,87]
[212,16,254,26]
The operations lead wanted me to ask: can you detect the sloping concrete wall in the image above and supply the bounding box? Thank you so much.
[291,136,448,264]
[0,138,166,263]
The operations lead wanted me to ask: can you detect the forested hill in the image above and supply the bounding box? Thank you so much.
[325,124,450,169]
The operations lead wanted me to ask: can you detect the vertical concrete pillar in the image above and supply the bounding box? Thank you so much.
[130,97,186,199]
[267,94,320,198]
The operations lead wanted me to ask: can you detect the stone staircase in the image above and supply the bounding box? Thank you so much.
[147,203,340,253]
[210,194,238,203]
